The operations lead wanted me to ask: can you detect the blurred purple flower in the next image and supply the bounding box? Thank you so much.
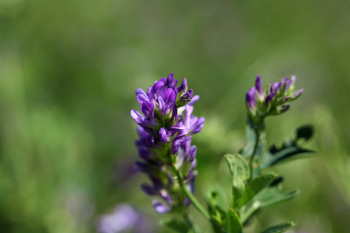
[96,204,154,233]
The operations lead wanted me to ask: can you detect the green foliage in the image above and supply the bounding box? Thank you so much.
[236,173,277,208]
[259,222,296,233]
[261,125,315,168]
[207,190,227,231]
[227,208,243,233]
[241,177,299,223]
[224,154,250,205]
[159,218,190,233]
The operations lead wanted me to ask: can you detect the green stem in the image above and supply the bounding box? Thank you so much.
[170,162,211,220]
[249,127,260,180]
[183,213,202,233]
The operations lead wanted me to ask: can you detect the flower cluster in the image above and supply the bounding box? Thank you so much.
[131,73,204,213]
[246,75,304,123]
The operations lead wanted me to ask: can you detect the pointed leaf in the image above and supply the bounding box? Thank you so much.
[160,218,190,233]
[227,208,243,233]
[224,154,250,204]
[241,177,298,223]
[260,222,295,233]
[236,173,277,208]
[261,142,315,168]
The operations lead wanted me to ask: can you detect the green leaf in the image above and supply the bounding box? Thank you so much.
[236,172,277,208]
[224,154,250,204]
[227,208,243,233]
[261,141,315,168]
[159,218,190,233]
[206,189,227,233]
[261,125,315,168]
[241,177,299,223]
[260,222,296,233]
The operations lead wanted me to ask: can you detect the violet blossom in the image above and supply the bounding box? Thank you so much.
[130,73,204,214]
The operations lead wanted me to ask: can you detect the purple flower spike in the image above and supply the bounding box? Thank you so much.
[255,75,263,97]
[246,87,256,109]
[131,73,204,213]
[159,128,168,143]
[152,200,171,214]
[178,78,187,92]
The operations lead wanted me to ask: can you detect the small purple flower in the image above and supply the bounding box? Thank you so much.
[96,204,154,233]
[159,128,168,143]
[178,78,187,92]
[246,87,256,110]
[152,200,171,214]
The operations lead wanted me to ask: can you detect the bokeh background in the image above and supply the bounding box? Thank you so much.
[0,0,350,232]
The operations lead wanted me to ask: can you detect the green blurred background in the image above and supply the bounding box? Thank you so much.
[0,0,350,232]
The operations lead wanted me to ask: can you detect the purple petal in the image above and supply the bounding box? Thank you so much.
[171,103,178,120]
[138,147,153,160]
[166,72,178,89]
[185,159,197,180]
[141,101,155,120]
[141,183,157,195]
[159,128,168,143]
[136,88,147,96]
[158,96,165,112]
[136,94,149,105]
[189,117,205,135]
[246,87,256,108]
[158,77,167,83]
[255,75,263,96]
[134,162,150,173]
[161,88,173,104]
[159,190,174,204]
[178,78,187,92]
[131,110,146,124]
[188,95,199,106]
[184,105,194,128]
[152,200,171,214]
[180,136,192,158]
[188,145,197,162]
[149,81,165,101]
[169,121,187,135]
[172,139,181,154]
[270,82,281,93]
[293,89,304,98]
[265,92,276,106]
[136,126,149,137]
